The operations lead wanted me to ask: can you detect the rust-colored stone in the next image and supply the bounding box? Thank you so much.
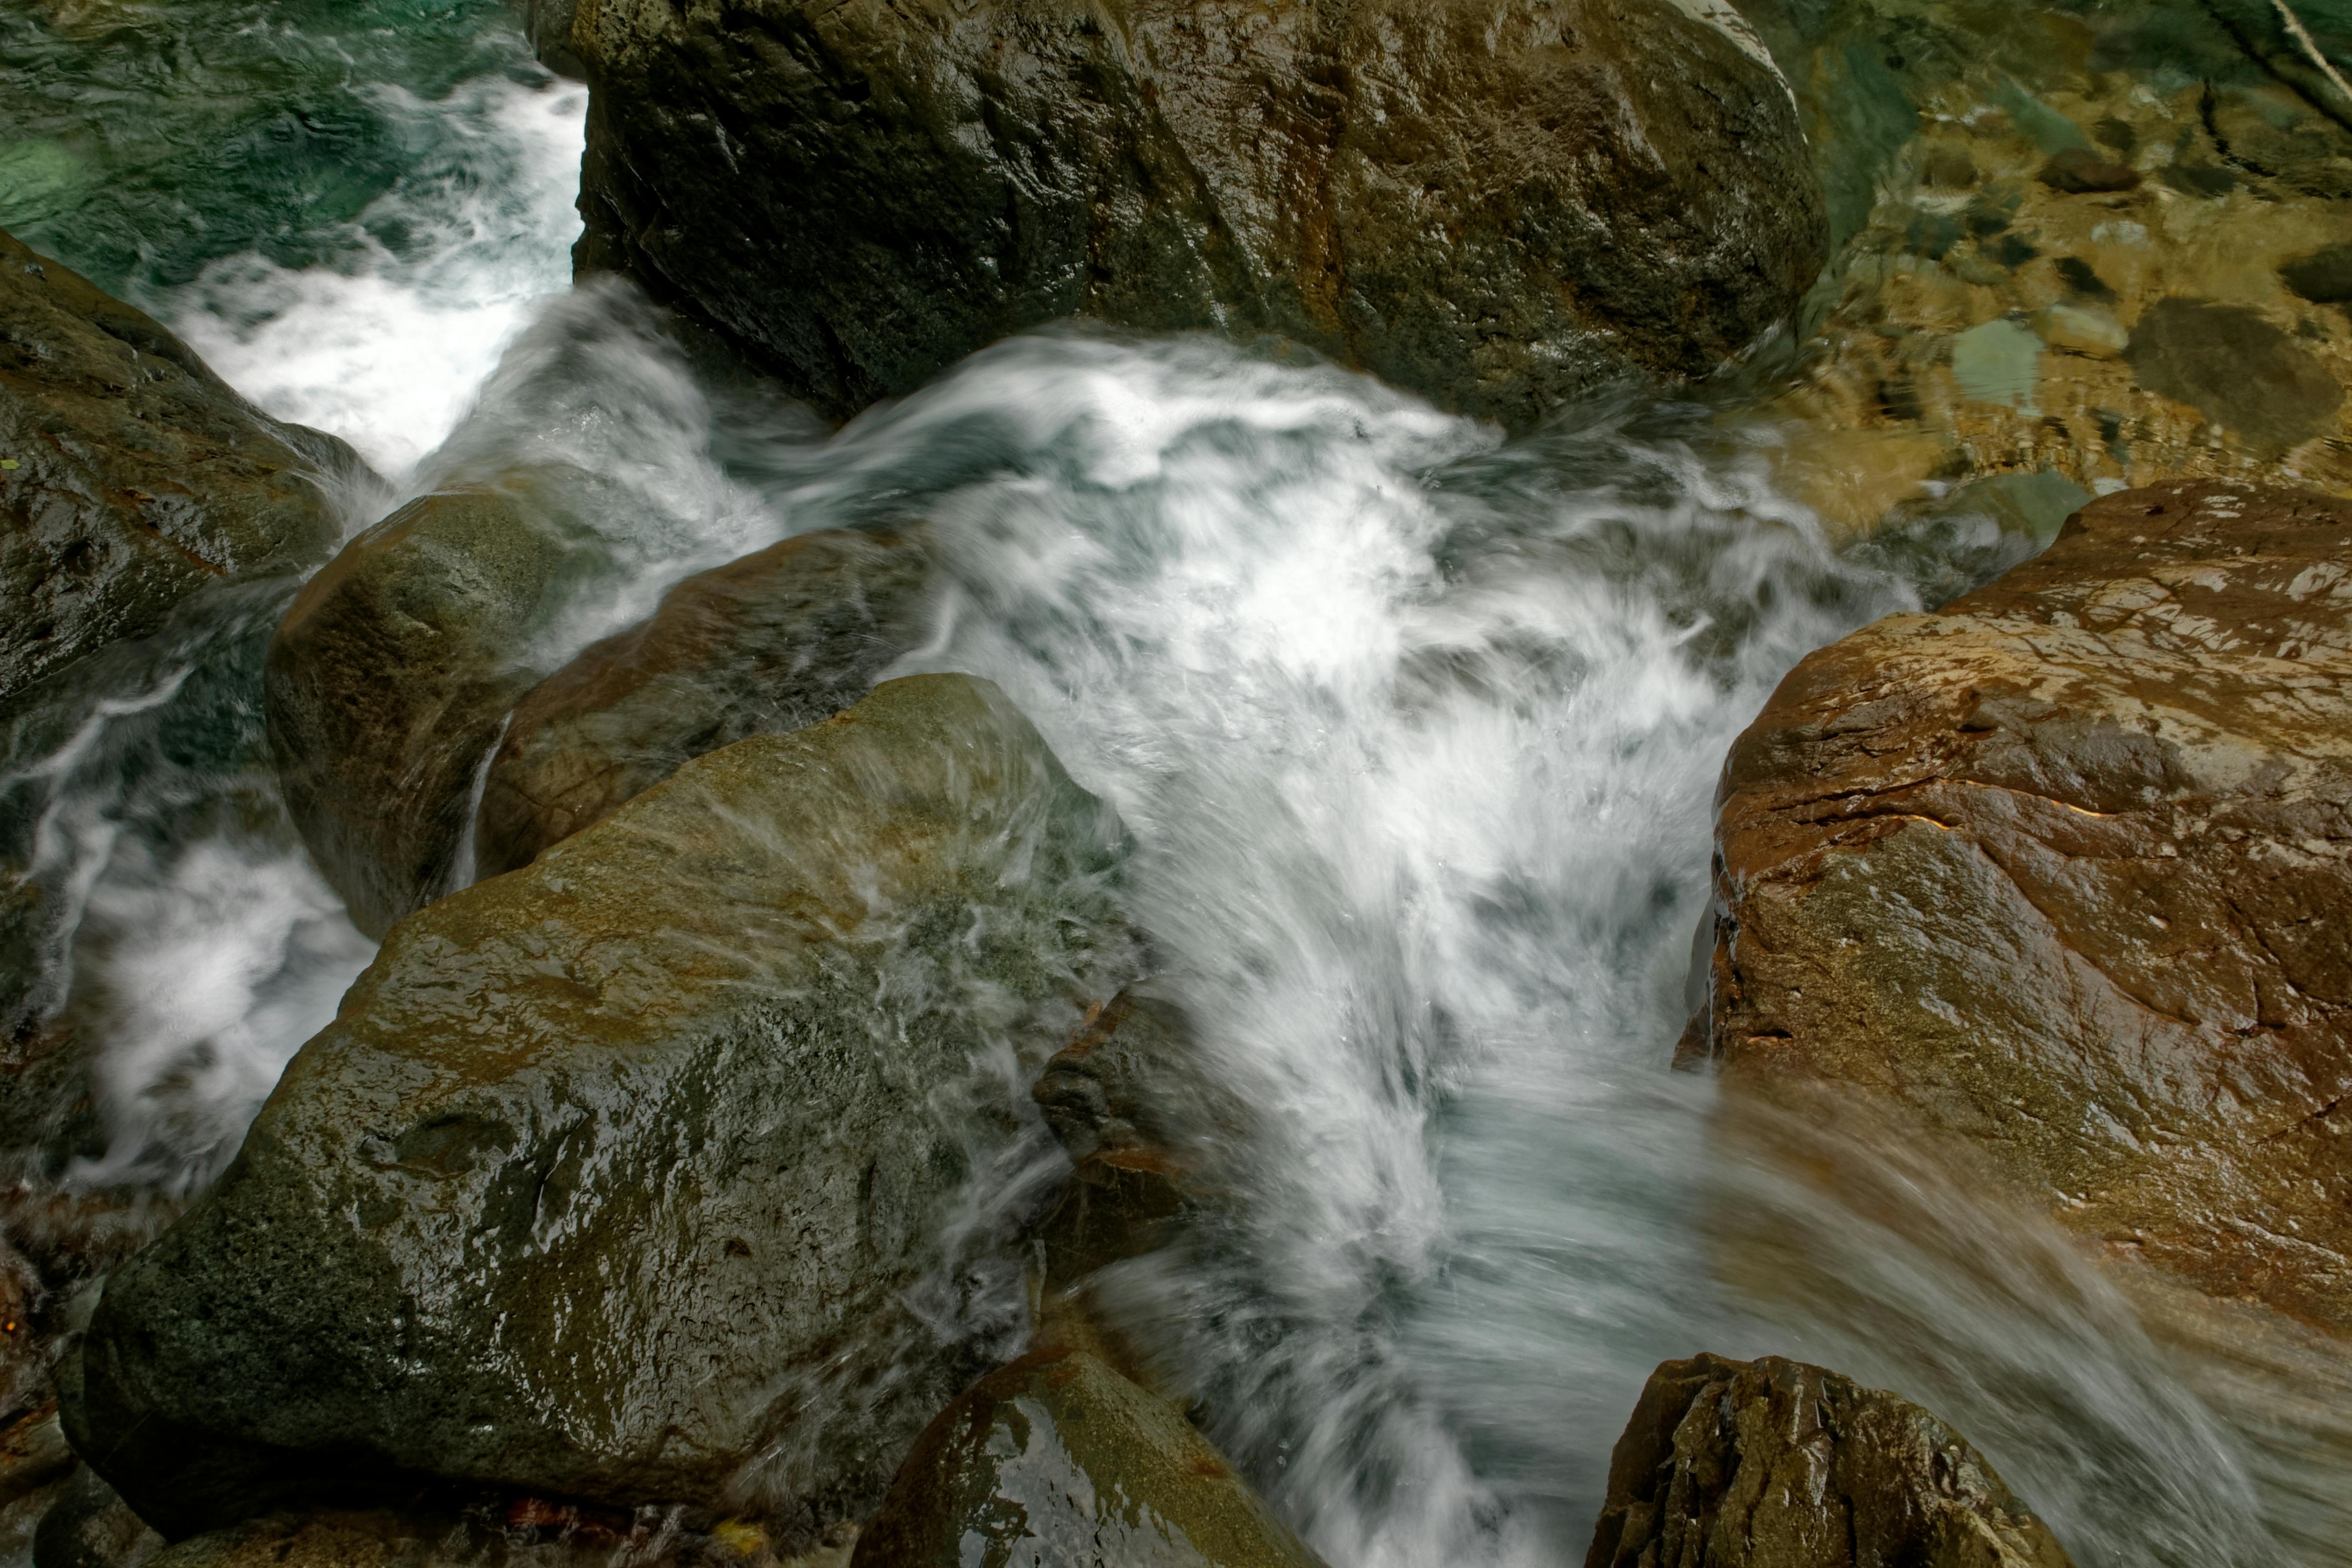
[1698,480,2352,1333]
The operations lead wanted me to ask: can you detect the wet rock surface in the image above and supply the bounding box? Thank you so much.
[1746,0,2352,535]
[851,1347,1323,1568]
[67,674,1136,1538]
[1585,1352,2073,1568]
[475,523,930,878]
[569,0,1825,430]
[266,481,588,938]
[0,225,359,710]
[1698,480,2352,1333]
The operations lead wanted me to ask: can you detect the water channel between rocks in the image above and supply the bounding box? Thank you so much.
[3,0,2350,1564]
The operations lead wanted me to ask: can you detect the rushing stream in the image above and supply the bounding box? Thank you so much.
[4,0,2350,1564]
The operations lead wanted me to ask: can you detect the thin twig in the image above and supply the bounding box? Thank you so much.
[2272,0,2352,108]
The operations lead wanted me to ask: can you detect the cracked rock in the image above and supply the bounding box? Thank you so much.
[1694,480,2352,1334]
[1586,1353,2073,1568]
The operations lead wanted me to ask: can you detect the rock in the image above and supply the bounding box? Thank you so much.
[475,523,931,878]
[0,1405,72,1509]
[0,225,359,710]
[1694,481,2352,1334]
[2035,147,2140,193]
[2280,242,2352,307]
[1584,1353,2074,1568]
[265,478,593,938]
[1025,990,1246,1382]
[67,674,1136,1539]
[32,1468,160,1568]
[2124,298,2344,452]
[851,1347,1323,1568]
[569,0,1825,431]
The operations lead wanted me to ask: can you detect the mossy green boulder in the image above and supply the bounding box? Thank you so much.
[65,674,1136,1538]
[569,0,1825,430]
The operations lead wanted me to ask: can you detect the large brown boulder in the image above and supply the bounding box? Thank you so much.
[474,523,931,878]
[265,479,592,938]
[65,674,1136,1540]
[568,0,1825,430]
[0,226,358,710]
[851,1347,1324,1568]
[1586,1353,2073,1568]
[1694,480,2352,1333]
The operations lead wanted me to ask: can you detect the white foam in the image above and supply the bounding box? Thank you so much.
[167,73,587,487]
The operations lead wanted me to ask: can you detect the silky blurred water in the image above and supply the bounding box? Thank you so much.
[4,0,2349,1562]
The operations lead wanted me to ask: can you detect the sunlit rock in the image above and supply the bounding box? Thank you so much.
[66,674,1137,1538]
[851,1348,1324,1568]
[0,226,360,711]
[1586,1353,2074,1568]
[567,0,1826,431]
[1694,480,2352,1335]
[265,478,594,937]
[475,523,931,878]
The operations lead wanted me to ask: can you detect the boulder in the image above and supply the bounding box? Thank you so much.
[265,479,591,938]
[67,674,1136,1539]
[1585,1353,2073,1568]
[851,1347,1323,1568]
[0,226,358,709]
[1694,481,2352,1333]
[474,523,931,878]
[31,1469,161,1568]
[568,0,1825,430]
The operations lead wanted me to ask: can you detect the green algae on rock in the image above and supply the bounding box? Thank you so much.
[265,479,593,939]
[0,225,360,711]
[567,0,1826,431]
[851,1348,1324,1568]
[66,674,1137,1539]
[1694,481,2352,1336]
[474,523,932,879]
[1586,1353,2074,1568]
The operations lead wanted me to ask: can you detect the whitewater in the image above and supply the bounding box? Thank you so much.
[5,6,2347,1565]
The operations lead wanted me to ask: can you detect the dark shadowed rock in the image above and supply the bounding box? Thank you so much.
[851,1348,1323,1568]
[1586,1353,2072,1568]
[2035,147,2140,194]
[265,479,593,937]
[31,1468,160,1568]
[475,523,931,878]
[67,674,1136,1539]
[1695,481,2352,1333]
[569,0,1825,430]
[0,226,359,710]
[2124,299,2343,451]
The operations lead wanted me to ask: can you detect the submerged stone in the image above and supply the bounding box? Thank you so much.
[569,0,1826,431]
[1696,481,2352,1336]
[475,523,931,878]
[0,225,359,710]
[1586,1353,2074,1568]
[2125,298,2343,450]
[851,1348,1323,1568]
[67,674,1136,1538]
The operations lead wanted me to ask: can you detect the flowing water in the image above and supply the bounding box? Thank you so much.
[4,0,2349,1563]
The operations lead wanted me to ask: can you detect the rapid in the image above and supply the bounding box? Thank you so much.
[2,1,2347,1563]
